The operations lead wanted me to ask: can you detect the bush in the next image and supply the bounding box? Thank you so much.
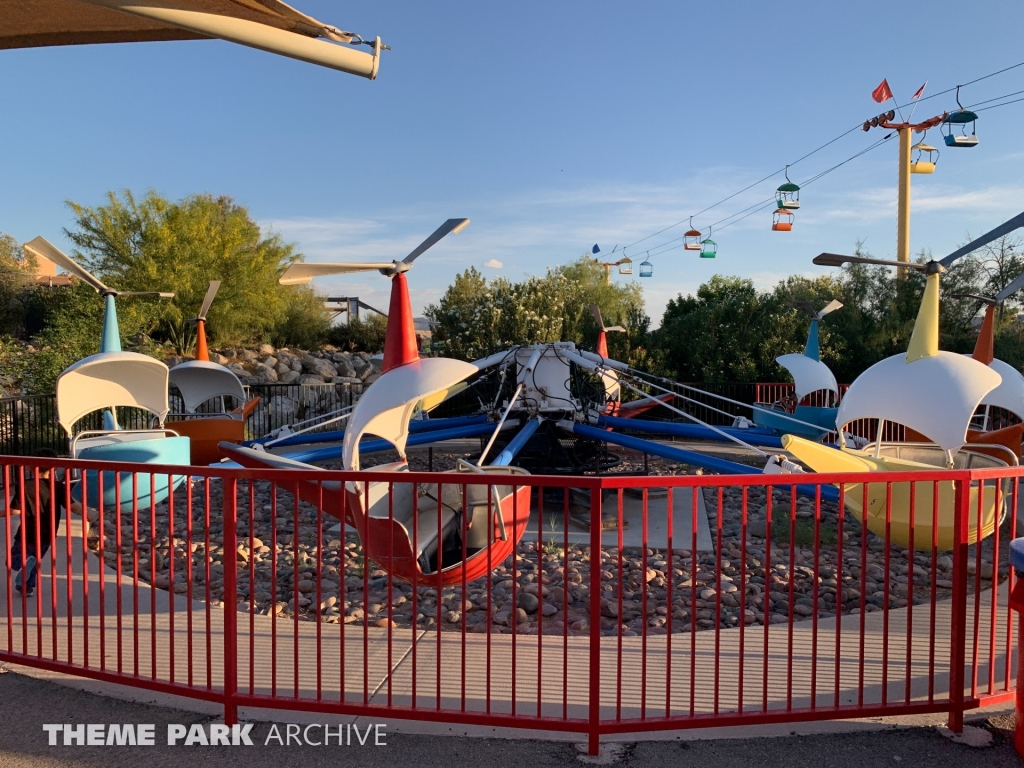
[327,314,388,353]
[270,285,331,349]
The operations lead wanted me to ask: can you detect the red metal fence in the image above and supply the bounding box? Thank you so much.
[0,454,1018,752]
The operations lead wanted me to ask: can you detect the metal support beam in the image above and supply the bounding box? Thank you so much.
[897,126,912,277]
[81,0,381,78]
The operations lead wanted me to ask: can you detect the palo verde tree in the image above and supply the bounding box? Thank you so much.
[64,190,327,349]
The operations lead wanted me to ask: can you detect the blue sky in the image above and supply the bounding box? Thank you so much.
[3,1,1024,324]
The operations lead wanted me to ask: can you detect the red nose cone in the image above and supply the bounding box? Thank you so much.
[596,330,609,358]
[195,318,210,362]
[973,304,995,366]
[382,273,420,373]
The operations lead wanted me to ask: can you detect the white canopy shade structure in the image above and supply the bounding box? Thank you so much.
[1,0,383,78]
[56,351,170,434]
[168,359,247,413]
[343,358,479,471]
[775,353,839,402]
[975,357,1024,421]
[836,351,1001,454]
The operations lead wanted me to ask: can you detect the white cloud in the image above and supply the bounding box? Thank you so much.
[261,163,1024,321]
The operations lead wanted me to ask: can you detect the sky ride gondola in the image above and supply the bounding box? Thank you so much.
[700,233,717,259]
[772,209,794,231]
[911,138,939,174]
[942,87,978,147]
[639,259,653,278]
[618,256,633,275]
[776,166,800,209]
[684,217,703,251]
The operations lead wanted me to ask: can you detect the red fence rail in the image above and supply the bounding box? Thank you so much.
[0,454,1018,752]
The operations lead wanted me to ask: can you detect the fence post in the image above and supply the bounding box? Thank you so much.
[587,479,603,755]
[11,401,19,455]
[948,474,971,732]
[223,476,239,725]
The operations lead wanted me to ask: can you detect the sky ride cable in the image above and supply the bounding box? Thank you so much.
[619,58,1024,259]
[641,134,895,263]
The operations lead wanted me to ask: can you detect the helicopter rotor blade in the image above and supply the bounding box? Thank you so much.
[589,304,605,330]
[118,291,175,298]
[949,293,996,305]
[995,270,1024,304]
[196,280,221,320]
[279,262,398,285]
[401,218,470,266]
[23,236,110,294]
[813,253,929,271]
[818,299,844,317]
[939,211,1024,268]
[794,300,818,319]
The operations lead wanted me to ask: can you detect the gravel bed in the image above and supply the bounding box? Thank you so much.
[83,452,1011,638]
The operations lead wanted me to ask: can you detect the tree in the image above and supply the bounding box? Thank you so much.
[0,232,37,337]
[424,257,650,364]
[64,190,324,347]
[654,237,1024,386]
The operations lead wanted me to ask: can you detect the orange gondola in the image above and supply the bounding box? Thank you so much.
[772,209,794,232]
[684,217,703,250]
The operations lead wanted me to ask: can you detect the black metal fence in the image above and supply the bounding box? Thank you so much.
[0,382,362,456]
[0,378,764,457]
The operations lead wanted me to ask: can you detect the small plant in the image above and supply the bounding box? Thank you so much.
[543,515,564,557]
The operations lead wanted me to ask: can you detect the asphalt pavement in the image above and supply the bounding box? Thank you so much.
[0,668,1022,768]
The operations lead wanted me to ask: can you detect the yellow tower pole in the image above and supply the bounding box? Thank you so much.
[896,126,912,277]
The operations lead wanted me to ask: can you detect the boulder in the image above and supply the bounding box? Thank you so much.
[226,363,248,375]
[253,363,278,383]
[351,355,370,376]
[301,355,337,380]
[275,362,291,376]
[240,349,259,362]
[334,355,356,378]
[280,370,301,385]
[331,376,362,385]
[258,343,275,355]
[267,395,298,423]
[298,374,328,386]
[209,352,230,365]
[261,356,278,369]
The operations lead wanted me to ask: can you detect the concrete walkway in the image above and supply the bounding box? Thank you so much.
[0,513,1017,744]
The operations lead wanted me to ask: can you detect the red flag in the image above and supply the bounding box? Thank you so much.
[872,78,893,103]
[912,82,927,100]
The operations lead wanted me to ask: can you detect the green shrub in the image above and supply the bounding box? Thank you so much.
[327,314,388,353]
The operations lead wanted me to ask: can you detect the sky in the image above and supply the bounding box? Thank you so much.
[3,1,1024,325]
